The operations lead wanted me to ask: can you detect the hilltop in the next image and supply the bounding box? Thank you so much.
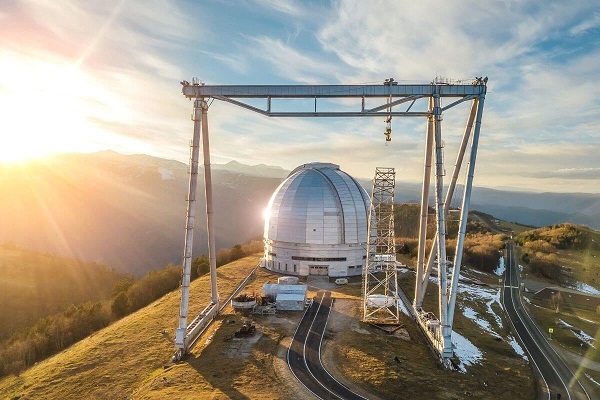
[515,223,600,289]
[0,252,539,400]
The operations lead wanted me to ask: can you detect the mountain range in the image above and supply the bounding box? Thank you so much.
[0,151,598,276]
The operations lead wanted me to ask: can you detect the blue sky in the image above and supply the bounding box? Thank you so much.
[1,0,599,193]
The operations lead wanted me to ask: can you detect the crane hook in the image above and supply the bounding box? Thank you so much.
[384,115,392,144]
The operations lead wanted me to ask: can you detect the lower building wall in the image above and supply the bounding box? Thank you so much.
[264,240,365,277]
[276,301,304,311]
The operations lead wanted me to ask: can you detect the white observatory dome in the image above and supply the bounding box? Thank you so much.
[262,162,370,277]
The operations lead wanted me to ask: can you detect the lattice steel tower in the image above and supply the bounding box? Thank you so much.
[362,167,399,324]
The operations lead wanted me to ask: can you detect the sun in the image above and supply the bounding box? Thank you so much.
[0,135,42,163]
[0,54,103,163]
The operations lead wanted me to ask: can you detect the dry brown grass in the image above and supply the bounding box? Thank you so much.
[1,254,540,400]
[0,254,263,399]
[325,292,535,400]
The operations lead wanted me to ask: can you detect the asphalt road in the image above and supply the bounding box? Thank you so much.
[503,241,589,400]
[288,290,366,400]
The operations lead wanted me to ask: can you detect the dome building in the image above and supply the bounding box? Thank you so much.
[262,162,370,277]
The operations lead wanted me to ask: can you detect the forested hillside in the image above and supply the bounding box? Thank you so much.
[0,244,125,341]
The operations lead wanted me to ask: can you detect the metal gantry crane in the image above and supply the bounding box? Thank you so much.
[176,78,487,364]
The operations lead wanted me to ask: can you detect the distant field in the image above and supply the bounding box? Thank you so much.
[510,230,600,398]
[523,291,600,396]
[471,210,533,235]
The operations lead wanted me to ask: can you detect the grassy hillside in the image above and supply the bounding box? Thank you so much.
[0,244,125,341]
[0,254,262,399]
[515,223,600,285]
[394,203,496,238]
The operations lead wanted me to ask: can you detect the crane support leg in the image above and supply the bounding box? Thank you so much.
[414,98,434,309]
[175,100,203,357]
[413,94,485,364]
[174,99,220,361]
[201,101,220,306]
[447,96,485,327]
[415,99,478,307]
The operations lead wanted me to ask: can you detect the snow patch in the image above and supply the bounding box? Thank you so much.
[586,373,600,387]
[507,336,528,361]
[397,299,410,317]
[572,330,596,348]
[158,167,175,180]
[467,268,487,275]
[567,281,600,296]
[458,284,504,328]
[462,306,495,335]
[494,256,505,276]
[452,331,483,373]
[395,266,410,274]
[557,319,573,329]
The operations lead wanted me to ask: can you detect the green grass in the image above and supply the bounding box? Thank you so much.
[525,297,600,359]
[516,224,600,288]
[0,244,125,341]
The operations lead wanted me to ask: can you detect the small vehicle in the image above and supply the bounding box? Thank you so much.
[335,278,348,285]
[234,320,256,338]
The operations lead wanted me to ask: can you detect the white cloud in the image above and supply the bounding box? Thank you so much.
[538,168,600,179]
[248,36,343,84]
[255,0,307,17]
[199,50,248,75]
[570,12,600,35]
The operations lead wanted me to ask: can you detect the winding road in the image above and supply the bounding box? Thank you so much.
[287,290,366,400]
[503,241,589,400]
